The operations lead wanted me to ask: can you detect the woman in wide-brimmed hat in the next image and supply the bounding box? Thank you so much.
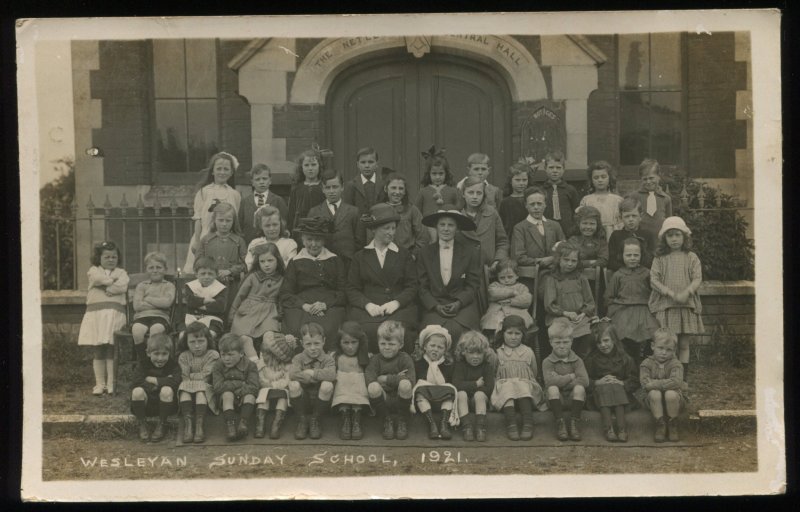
[279,216,347,350]
[416,205,482,343]
[346,203,420,353]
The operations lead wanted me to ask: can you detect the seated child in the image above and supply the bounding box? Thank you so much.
[255,331,298,439]
[583,320,638,443]
[131,251,176,364]
[543,317,590,442]
[412,326,457,440]
[130,333,181,443]
[183,256,228,348]
[453,331,496,442]
[543,242,596,358]
[177,322,220,444]
[365,320,416,440]
[491,315,547,441]
[331,322,371,441]
[635,328,687,443]
[481,260,533,333]
[289,322,336,440]
[605,237,660,365]
[211,333,259,442]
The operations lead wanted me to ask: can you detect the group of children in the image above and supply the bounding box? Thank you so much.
[76,146,702,444]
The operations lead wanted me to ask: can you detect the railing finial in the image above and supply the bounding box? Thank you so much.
[119,193,129,215]
[136,194,145,216]
[103,194,112,215]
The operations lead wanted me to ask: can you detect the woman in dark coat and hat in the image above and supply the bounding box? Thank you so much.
[279,217,347,351]
[417,205,482,344]
[346,203,419,353]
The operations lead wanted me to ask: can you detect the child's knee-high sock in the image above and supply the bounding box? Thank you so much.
[502,405,516,425]
[223,409,236,422]
[240,402,255,420]
[105,358,115,391]
[180,400,194,417]
[570,398,585,420]
[548,399,563,420]
[158,400,172,423]
[195,402,208,419]
[131,400,146,419]
[397,397,412,418]
[614,405,627,429]
[135,342,147,364]
[369,395,387,417]
[518,397,533,416]
[92,359,106,389]
[600,406,613,429]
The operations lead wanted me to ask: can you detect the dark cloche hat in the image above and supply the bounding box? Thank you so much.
[421,204,477,231]
[363,203,401,228]
[293,217,334,237]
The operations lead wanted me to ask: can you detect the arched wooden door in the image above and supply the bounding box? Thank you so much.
[327,53,511,197]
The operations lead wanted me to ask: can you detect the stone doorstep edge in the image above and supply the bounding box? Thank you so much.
[45,410,757,428]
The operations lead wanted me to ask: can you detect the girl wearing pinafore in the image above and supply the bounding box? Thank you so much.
[78,241,130,395]
[331,322,371,440]
[414,145,461,242]
[229,242,284,362]
[648,216,704,378]
[178,321,220,443]
[254,331,297,439]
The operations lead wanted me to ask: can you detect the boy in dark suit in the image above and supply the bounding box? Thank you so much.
[343,147,387,242]
[511,186,566,269]
[541,151,579,237]
[239,164,288,245]
[308,170,362,267]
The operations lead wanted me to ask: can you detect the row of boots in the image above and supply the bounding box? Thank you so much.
[180,402,207,444]
[654,415,680,442]
[294,395,331,440]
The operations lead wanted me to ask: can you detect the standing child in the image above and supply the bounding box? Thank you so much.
[414,145,460,242]
[648,216,704,379]
[607,197,655,273]
[510,186,566,269]
[499,162,530,240]
[541,150,579,238]
[254,331,298,439]
[229,243,284,362]
[78,241,129,395]
[343,147,385,243]
[245,205,298,268]
[331,322,371,440]
[289,322,336,440]
[212,333,259,441]
[412,326,457,440]
[578,161,623,241]
[456,153,503,209]
[459,175,510,271]
[195,201,247,313]
[380,172,429,256]
[131,333,180,442]
[239,163,289,245]
[542,317,590,442]
[636,328,686,442]
[184,152,241,274]
[287,148,325,239]
[605,237,660,364]
[481,260,533,333]
[631,158,673,250]
[543,242,596,358]
[308,169,362,266]
[183,257,228,346]
[453,331,496,442]
[366,320,416,440]
[131,252,176,364]
[583,320,638,443]
[177,322,220,444]
[567,206,608,269]
[491,315,547,441]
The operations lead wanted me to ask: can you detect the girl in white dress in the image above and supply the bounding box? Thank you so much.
[331,321,371,440]
[578,161,623,242]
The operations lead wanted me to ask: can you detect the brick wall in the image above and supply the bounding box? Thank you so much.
[687,32,740,179]
[273,104,326,165]
[91,41,151,186]
[697,281,755,343]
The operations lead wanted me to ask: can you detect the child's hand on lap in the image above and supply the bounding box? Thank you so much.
[476,377,485,387]
[365,303,383,317]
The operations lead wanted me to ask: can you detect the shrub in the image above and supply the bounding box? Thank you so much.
[663,173,755,281]
[40,159,76,290]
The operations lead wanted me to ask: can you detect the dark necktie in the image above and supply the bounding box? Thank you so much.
[255,193,265,207]
[364,180,376,206]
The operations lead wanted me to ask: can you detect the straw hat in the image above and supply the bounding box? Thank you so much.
[421,205,477,231]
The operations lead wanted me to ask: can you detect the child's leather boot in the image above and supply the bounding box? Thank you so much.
[439,410,452,440]
[475,414,488,442]
[556,418,568,441]
[350,409,363,440]
[193,415,205,443]
[182,414,194,444]
[151,420,165,442]
[339,408,352,440]
[137,419,150,442]
[423,410,439,439]
[667,416,679,442]
[520,412,534,441]
[654,416,667,443]
[308,414,322,439]
[254,409,268,438]
[236,417,249,440]
[295,415,309,440]
[270,410,286,439]
[395,415,409,440]
[462,413,475,442]
[382,415,395,440]
[225,419,238,441]
[568,417,582,441]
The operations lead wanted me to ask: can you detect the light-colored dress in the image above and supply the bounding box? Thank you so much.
[480,281,533,331]
[649,251,705,334]
[331,354,370,407]
[178,349,220,413]
[245,237,298,268]
[490,345,547,411]
[229,272,282,338]
[256,358,292,405]
[78,266,129,346]
[579,193,624,241]
[184,183,242,274]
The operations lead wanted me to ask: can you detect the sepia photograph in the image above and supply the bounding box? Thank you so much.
[18,10,784,500]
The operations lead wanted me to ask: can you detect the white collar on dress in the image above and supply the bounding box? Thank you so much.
[365,241,398,252]
[293,247,337,261]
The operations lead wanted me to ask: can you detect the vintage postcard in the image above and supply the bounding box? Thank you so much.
[18,11,783,500]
